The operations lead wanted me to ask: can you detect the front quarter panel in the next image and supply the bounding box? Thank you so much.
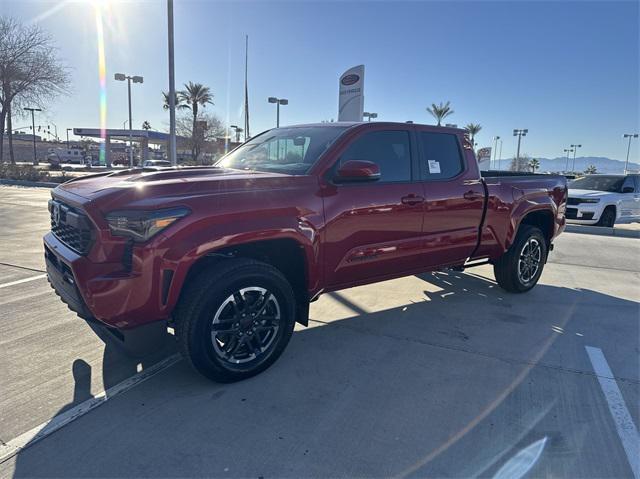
[160,176,325,315]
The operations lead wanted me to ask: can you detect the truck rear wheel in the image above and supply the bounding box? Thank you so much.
[493,225,547,293]
[174,258,296,383]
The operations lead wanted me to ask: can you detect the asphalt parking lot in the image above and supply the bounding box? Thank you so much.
[0,185,638,478]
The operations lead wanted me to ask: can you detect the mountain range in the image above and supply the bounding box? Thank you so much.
[486,156,639,174]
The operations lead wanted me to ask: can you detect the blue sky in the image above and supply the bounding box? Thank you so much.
[3,0,639,161]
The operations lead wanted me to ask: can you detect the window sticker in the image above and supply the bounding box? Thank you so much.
[428,160,441,174]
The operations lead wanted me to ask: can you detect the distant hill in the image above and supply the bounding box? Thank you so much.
[489,156,639,174]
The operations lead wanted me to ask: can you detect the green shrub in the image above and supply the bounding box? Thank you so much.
[0,164,51,182]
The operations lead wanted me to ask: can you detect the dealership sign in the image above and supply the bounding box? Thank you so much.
[338,65,364,122]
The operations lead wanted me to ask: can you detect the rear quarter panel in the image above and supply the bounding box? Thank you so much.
[473,175,567,261]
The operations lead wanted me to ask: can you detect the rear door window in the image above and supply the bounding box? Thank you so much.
[418,132,464,180]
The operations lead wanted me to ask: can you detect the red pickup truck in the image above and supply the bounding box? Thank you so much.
[44,122,567,382]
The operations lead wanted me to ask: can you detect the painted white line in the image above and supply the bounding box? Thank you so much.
[0,274,47,289]
[585,346,640,479]
[0,354,181,464]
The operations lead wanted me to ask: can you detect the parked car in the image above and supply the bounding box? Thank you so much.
[44,122,567,382]
[143,159,172,168]
[567,174,640,226]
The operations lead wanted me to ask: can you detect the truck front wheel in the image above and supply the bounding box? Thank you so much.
[493,225,547,293]
[175,258,296,383]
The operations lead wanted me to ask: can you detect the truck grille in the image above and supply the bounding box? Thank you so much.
[49,200,94,255]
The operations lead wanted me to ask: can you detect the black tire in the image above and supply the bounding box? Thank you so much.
[174,258,296,383]
[493,225,547,293]
[596,206,616,227]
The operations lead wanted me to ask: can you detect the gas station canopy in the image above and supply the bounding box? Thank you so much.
[73,128,171,144]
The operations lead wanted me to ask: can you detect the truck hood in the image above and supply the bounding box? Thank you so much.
[568,188,614,198]
[55,167,299,210]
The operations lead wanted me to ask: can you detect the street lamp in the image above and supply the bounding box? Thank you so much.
[23,107,42,165]
[268,97,288,127]
[623,133,639,174]
[114,72,144,167]
[513,129,528,167]
[564,148,574,171]
[492,136,500,169]
[363,112,378,122]
[570,144,582,172]
[230,125,244,143]
[66,128,72,148]
[167,0,177,166]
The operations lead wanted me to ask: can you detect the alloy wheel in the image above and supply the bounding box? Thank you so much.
[210,287,281,365]
[517,238,542,284]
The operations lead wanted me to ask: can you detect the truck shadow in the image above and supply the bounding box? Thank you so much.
[10,271,640,478]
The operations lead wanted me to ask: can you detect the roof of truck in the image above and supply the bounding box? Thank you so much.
[282,121,465,133]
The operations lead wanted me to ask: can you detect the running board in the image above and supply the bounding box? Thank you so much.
[448,259,491,272]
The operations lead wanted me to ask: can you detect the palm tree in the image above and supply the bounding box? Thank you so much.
[585,164,597,174]
[162,91,187,111]
[426,101,454,126]
[529,158,540,172]
[141,121,151,131]
[179,82,214,162]
[465,123,482,146]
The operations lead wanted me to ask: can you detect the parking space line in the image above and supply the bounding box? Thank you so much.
[0,354,181,464]
[585,346,640,479]
[0,274,47,289]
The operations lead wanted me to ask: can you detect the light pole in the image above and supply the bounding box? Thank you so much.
[230,125,243,143]
[570,144,582,172]
[564,148,574,171]
[167,0,177,166]
[492,136,500,169]
[623,133,639,174]
[513,129,528,169]
[268,97,288,127]
[114,72,144,167]
[498,138,503,170]
[24,107,42,165]
[363,112,378,122]
[66,128,72,148]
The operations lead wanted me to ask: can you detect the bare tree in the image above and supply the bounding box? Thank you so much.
[0,16,70,163]
[510,154,531,172]
[176,112,225,164]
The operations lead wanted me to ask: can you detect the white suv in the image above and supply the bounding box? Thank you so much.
[567,174,640,226]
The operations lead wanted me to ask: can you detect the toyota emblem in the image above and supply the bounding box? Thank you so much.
[53,204,61,224]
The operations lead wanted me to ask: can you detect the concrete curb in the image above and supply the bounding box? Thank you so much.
[0,179,60,188]
[565,224,640,239]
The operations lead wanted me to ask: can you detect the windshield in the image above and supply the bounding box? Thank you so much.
[569,176,625,193]
[216,126,348,175]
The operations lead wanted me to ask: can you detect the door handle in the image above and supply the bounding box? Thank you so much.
[463,190,483,201]
[401,194,425,206]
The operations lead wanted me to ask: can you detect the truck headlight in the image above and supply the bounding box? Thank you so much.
[106,207,189,242]
[579,198,600,204]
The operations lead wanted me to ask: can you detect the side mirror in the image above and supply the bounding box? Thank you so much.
[622,186,634,193]
[334,160,380,183]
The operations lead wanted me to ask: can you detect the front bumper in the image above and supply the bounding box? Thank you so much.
[44,232,172,329]
[45,242,93,320]
[566,204,601,224]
